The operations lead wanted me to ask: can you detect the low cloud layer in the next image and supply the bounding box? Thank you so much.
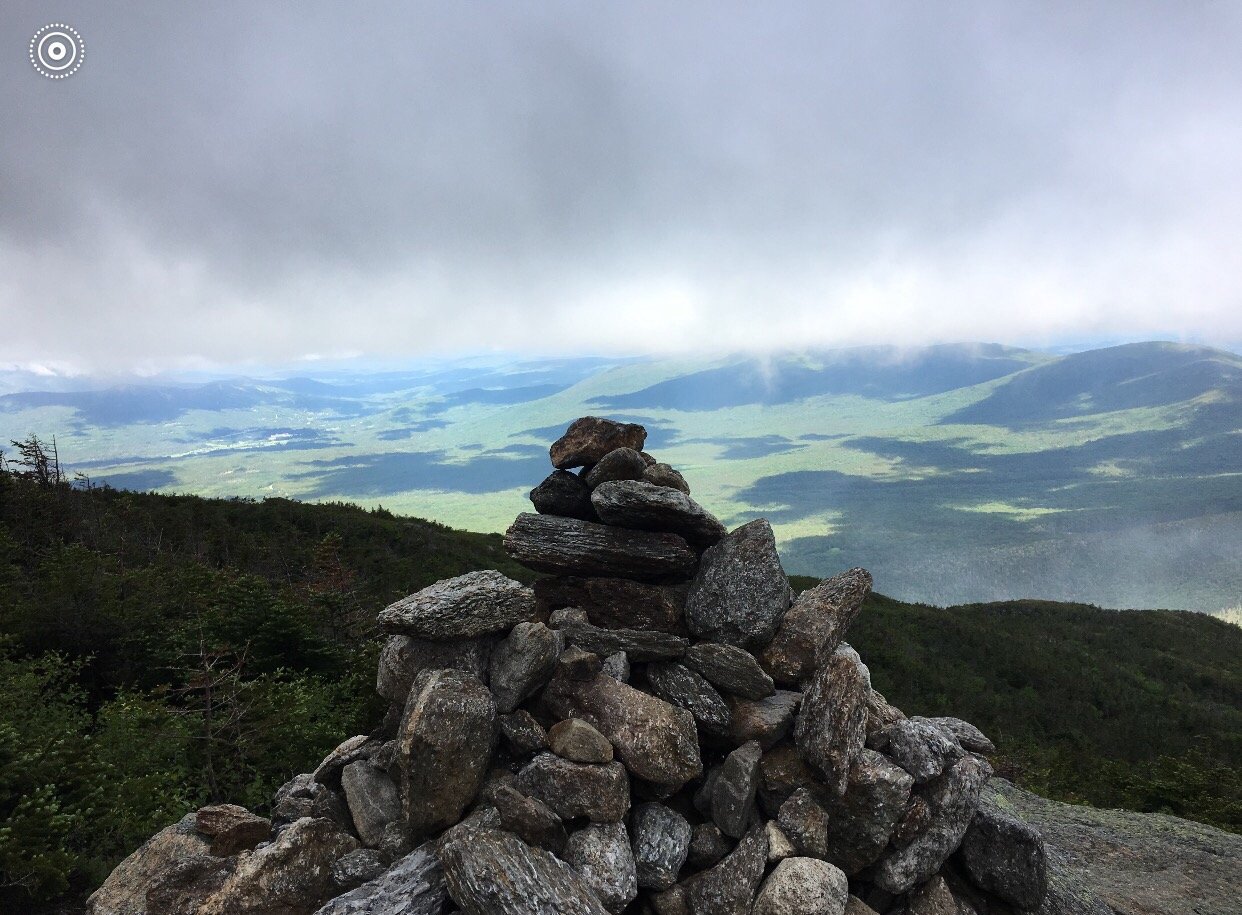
[2,1,1240,371]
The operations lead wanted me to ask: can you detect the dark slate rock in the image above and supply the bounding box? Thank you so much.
[498,710,548,756]
[591,480,727,546]
[871,754,993,893]
[549,717,615,764]
[376,634,495,704]
[551,417,648,470]
[488,622,562,713]
[929,717,996,755]
[752,857,850,915]
[543,672,703,789]
[818,749,913,876]
[684,520,792,650]
[882,717,964,783]
[584,447,649,488]
[395,669,497,842]
[564,822,639,913]
[493,783,568,855]
[554,615,689,662]
[683,642,775,700]
[631,803,692,891]
[958,795,1048,910]
[793,644,870,795]
[378,571,535,640]
[439,827,611,915]
[688,822,733,870]
[341,760,401,848]
[535,576,688,633]
[645,662,732,736]
[515,753,631,823]
[504,513,697,581]
[643,462,690,494]
[759,568,872,687]
[328,847,388,892]
[530,470,598,521]
[711,740,763,839]
[683,826,769,915]
[728,690,802,750]
[776,788,830,860]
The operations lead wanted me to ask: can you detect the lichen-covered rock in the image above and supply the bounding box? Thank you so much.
[554,614,689,661]
[340,761,400,848]
[794,645,870,795]
[543,672,703,788]
[195,804,271,857]
[531,470,598,521]
[728,690,802,749]
[818,750,913,875]
[515,752,631,822]
[197,816,359,915]
[643,462,690,494]
[602,651,630,681]
[314,843,448,915]
[551,417,648,470]
[312,736,380,789]
[86,813,211,915]
[777,788,829,860]
[863,690,905,750]
[395,668,496,841]
[493,783,568,854]
[498,709,548,755]
[378,571,534,640]
[328,848,387,892]
[683,826,769,915]
[505,513,698,581]
[958,795,1048,910]
[565,822,639,913]
[591,480,727,546]
[273,775,354,835]
[929,717,996,755]
[489,621,562,713]
[584,447,649,488]
[534,576,688,633]
[440,827,611,915]
[685,520,792,650]
[752,857,850,915]
[711,740,763,838]
[549,717,615,764]
[683,642,775,700]
[759,568,872,687]
[646,662,732,735]
[631,802,692,890]
[882,717,964,783]
[870,754,992,893]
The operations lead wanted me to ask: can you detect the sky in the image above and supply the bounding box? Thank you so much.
[2,1,1241,374]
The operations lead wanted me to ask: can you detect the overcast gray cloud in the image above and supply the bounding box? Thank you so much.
[1,1,1240,372]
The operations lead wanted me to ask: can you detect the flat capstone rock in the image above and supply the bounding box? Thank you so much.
[378,571,534,640]
[551,417,648,470]
[590,479,727,546]
[504,513,698,581]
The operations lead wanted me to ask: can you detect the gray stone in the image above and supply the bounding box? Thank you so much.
[341,760,401,848]
[958,795,1048,910]
[488,621,562,713]
[882,717,964,783]
[543,672,703,788]
[765,821,797,863]
[683,642,775,700]
[378,571,534,640]
[759,568,872,687]
[554,614,689,661]
[871,754,992,893]
[602,651,630,682]
[549,717,615,764]
[729,690,802,749]
[777,788,829,860]
[643,462,690,494]
[515,752,631,822]
[818,750,913,875]
[439,827,610,914]
[752,857,850,915]
[631,802,692,890]
[591,479,726,546]
[685,519,792,650]
[683,826,769,915]
[273,775,353,836]
[498,709,548,756]
[688,822,733,870]
[558,645,605,680]
[329,848,387,892]
[551,417,647,470]
[504,512,698,581]
[584,447,649,488]
[530,470,598,521]
[646,662,732,735]
[844,898,879,915]
[758,743,818,817]
[86,813,211,915]
[314,843,448,915]
[194,804,271,857]
[929,717,996,754]
[793,644,870,795]
[534,576,688,633]
[907,875,977,915]
[863,690,905,750]
[493,783,568,854]
[564,822,639,913]
[313,735,380,789]
[395,668,497,841]
[712,740,763,838]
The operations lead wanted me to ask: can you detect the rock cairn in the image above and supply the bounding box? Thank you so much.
[88,416,1051,915]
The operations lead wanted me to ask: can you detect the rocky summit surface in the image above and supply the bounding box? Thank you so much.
[86,415,1242,915]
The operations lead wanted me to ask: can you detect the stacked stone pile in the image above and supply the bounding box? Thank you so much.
[88,416,1051,915]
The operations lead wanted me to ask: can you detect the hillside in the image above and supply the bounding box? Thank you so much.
[0,461,1238,910]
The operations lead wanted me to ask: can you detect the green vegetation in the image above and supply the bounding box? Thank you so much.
[0,438,1238,911]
